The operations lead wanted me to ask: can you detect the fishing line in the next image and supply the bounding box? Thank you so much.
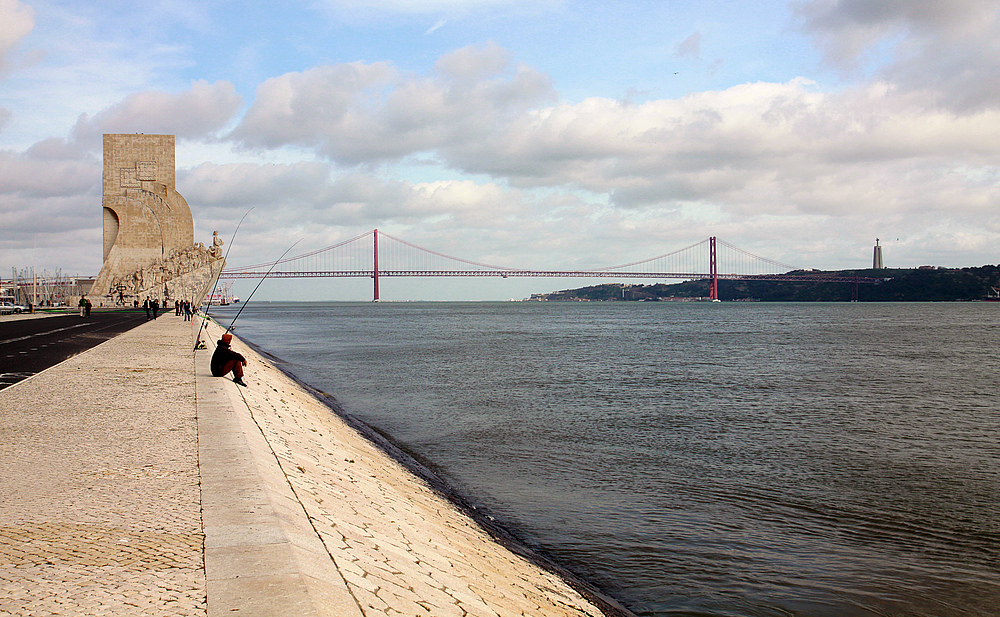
[195,207,253,350]
[226,239,301,332]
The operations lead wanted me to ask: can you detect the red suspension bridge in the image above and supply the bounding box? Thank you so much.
[220,229,875,301]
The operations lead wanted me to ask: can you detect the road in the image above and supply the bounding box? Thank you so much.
[0,310,151,390]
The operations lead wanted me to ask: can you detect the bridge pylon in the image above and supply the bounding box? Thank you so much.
[373,228,380,302]
[709,236,719,301]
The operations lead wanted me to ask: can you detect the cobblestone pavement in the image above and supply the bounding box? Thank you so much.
[200,321,622,617]
[0,316,206,616]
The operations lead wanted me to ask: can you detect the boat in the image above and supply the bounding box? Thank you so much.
[205,282,237,305]
[987,287,1000,302]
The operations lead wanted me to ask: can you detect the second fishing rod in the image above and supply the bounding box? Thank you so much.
[223,238,302,333]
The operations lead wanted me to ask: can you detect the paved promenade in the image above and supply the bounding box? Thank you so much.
[0,314,629,616]
[0,314,204,615]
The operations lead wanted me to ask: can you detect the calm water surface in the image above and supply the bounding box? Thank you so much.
[213,302,1000,617]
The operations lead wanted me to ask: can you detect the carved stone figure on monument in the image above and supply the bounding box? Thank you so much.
[209,231,224,259]
[151,262,162,287]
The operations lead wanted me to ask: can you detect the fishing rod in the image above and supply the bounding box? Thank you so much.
[195,207,253,350]
[224,238,301,332]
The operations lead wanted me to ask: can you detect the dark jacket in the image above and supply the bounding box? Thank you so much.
[211,340,246,376]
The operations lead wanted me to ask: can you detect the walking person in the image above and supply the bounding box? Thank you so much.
[211,332,247,386]
[175,300,181,316]
[143,297,151,320]
[151,298,159,319]
[84,297,92,317]
[78,295,86,317]
[183,300,192,321]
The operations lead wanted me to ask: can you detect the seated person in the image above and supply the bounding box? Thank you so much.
[211,331,247,386]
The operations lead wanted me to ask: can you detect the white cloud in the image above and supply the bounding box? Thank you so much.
[0,146,99,198]
[230,44,554,163]
[434,40,509,79]
[179,160,527,228]
[0,0,33,72]
[674,32,701,61]
[437,80,1000,222]
[794,0,999,44]
[425,18,447,33]
[794,0,1000,111]
[230,62,398,155]
[0,142,103,274]
[180,161,332,208]
[70,80,242,147]
[222,41,1000,268]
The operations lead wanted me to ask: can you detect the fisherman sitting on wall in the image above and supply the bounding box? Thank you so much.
[211,331,247,387]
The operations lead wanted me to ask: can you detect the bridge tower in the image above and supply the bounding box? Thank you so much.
[709,236,719,301]
[373,229,380,302]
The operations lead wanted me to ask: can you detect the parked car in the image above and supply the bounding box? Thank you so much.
[0,301,29,314]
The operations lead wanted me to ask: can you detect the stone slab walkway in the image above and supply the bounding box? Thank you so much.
[0,315,205,616]
[0,313,628,616]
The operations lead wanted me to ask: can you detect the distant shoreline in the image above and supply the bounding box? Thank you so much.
[531,265,1000,302]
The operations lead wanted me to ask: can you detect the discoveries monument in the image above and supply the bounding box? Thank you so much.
[91,134,225,305]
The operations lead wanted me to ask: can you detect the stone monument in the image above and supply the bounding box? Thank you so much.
[92,134,224,305]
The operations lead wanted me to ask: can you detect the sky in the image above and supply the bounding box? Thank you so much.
[2,0,999,301]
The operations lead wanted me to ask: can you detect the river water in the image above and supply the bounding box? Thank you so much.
[212,301,1000,617]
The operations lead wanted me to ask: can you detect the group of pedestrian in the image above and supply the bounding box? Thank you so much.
[142,297,160,320]
[173,299,193,320]
[139,297,196,321]
[77,295,92,317]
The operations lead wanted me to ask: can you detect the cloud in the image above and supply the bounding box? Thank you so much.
[674,32,701,61]
[70,80,243,147]
[0,0,33,72]
[0,141,103,273]
[229,61,397,155]
[436,79,1000,221]
[793,0,1000,111]
[0,146,99,198]
[179,161,526,228]
[181,161,333,208]
[794,0,998,45]
[170,159,547,274]
[230,43,555,163]
[227,42,1000,245]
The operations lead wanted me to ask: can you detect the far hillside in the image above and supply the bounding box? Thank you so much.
[530,266,1000,302]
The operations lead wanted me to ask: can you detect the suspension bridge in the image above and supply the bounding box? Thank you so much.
[219,229,875,301]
